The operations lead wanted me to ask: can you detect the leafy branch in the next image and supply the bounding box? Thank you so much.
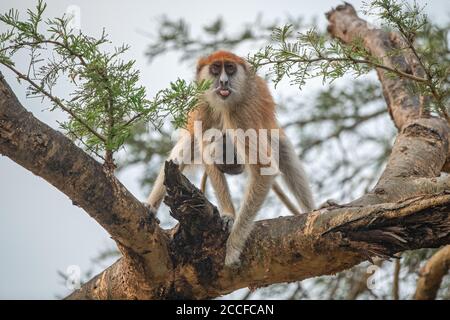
[0,0,208,169]
[249,0,449,121]
[363,0,449,119]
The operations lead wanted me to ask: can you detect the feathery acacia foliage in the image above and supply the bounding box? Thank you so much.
[250,0,449,120]
[0,0,209,168]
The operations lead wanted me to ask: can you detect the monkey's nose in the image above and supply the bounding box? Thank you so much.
[220,79,229,87]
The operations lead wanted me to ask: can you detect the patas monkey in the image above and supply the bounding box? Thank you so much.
[147,51,315,266]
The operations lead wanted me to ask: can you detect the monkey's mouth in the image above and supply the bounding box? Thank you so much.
[216,88,231,99]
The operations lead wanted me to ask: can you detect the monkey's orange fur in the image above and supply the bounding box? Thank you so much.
[196,50,247,72]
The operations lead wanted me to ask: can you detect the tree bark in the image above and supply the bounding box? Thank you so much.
[1,3,450,299]
[68,162,450,299]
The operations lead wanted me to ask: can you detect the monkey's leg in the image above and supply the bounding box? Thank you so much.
[225,166,274,267]
[205,164,235,231]
[146,134,191,214]
[203,171,300,215]
[278,136,315,213]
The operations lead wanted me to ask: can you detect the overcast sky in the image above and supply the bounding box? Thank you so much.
[0,0,448,299]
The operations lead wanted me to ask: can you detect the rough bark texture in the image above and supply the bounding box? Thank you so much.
[1,3,450,299]
[161,162,450,298]
[67,162,450,299]
[414,245,450,300]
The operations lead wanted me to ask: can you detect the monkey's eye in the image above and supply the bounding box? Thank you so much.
[225,63,236,75]
[210,63,221,76]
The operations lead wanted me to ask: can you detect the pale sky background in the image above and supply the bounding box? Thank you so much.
[0,0,449,299]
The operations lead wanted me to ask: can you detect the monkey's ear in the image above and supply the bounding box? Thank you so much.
[243,61,256,74]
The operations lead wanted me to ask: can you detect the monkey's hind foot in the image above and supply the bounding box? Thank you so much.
[220,215,234,233]
[224,244,242,269]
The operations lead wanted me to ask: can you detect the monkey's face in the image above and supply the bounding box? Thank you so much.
[197,59,248,108]
[209,60,236,99]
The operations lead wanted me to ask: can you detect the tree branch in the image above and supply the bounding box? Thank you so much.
[414,245,450,300]
[0,73,173,288]
[326,3,423,130]
[393,257,401,300]
[326,3,450,206]
[67,161,450,299]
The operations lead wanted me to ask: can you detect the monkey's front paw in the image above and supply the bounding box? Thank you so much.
[224,241,242,268]
[220,215,234,232]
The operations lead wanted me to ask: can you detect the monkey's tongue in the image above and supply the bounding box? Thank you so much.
[219,89,230,97]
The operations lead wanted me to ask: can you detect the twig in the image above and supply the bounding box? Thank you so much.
[393,257,401,300]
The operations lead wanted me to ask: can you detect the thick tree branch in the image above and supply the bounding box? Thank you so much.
[67,161,450,299]
[326,4,423,130]
[0,73,173,288]
[163,162,450,298]
[326,3,450,172]
[326,3,450,207]
[414,245,450,300]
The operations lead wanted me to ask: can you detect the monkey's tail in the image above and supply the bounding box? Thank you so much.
[200,171,208,193]
[279,137,316,213]
[272,181,301,215]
